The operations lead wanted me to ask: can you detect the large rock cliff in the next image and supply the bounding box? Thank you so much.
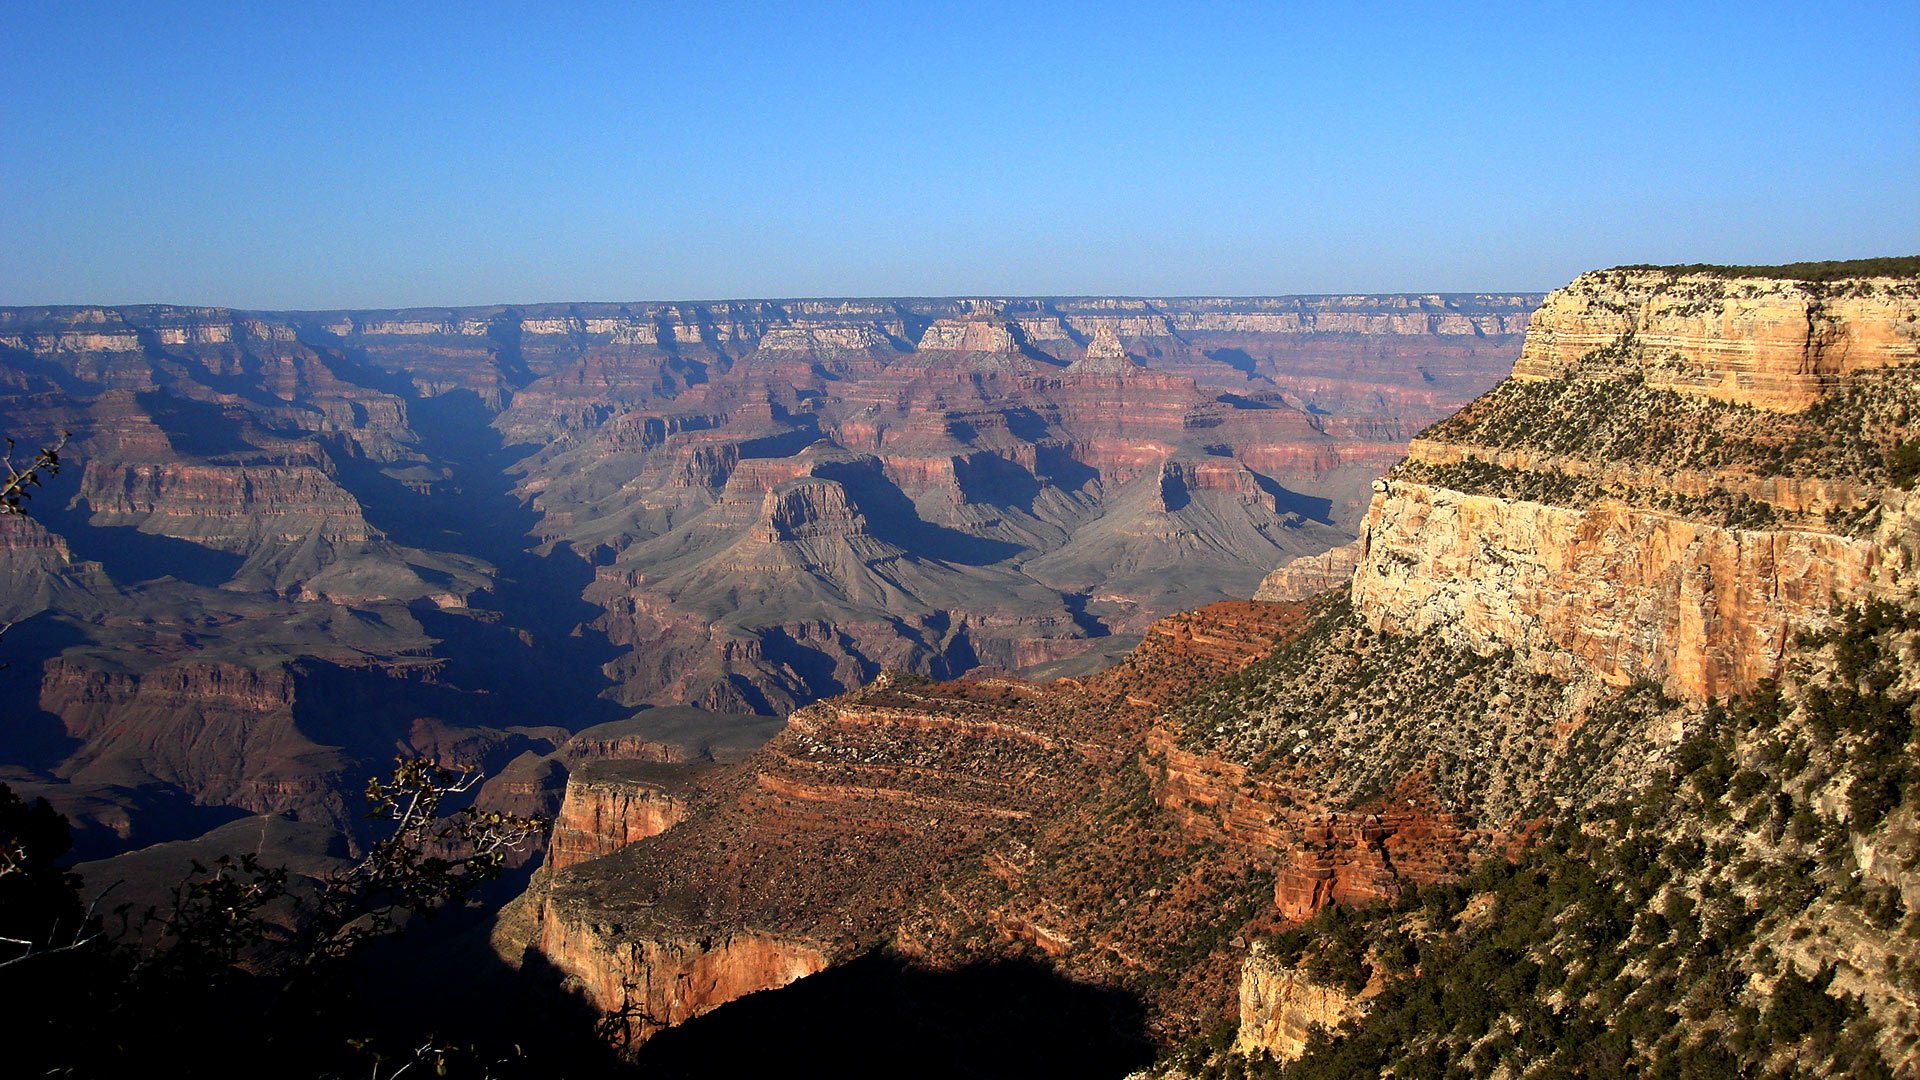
[1353,268,1920,699]
[1231,943,1361,1063]
[518,601,1314,1051]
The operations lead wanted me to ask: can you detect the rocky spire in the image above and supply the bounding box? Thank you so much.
[1069,323,1140,373]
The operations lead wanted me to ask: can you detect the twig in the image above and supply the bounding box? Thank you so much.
[0,432,69,515]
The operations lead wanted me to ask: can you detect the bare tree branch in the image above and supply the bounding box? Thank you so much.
[0,432,69,515]
[0,880,119,970]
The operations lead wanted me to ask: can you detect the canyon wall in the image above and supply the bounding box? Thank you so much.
[1353,269,1920,699]
[531,912,829,1048]
[1509,269,1920,411]
[1253,540,1363,602]
[544,762,697,872]
[1354,481,1917,699]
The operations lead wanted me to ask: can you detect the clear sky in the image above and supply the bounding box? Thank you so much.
[3,1,1916,308]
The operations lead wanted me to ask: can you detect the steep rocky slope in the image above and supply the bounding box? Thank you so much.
[521,600,1313,1048]
[0,294,1529,863]
[517,261,1919,1076]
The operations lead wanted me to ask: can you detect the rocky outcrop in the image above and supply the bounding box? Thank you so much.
[522,601,1316,1052]
[1068,324,1140,375]
[78,461,371,549]
[917,318,1019,353]
[1232,943,1361,1062]
[1145,726,1476,920]
[526,671,1108,1049]
[1354,482,1917,699]
[1511,269,1920,411]
[531,907,829,1047]
[546,762,697,871]
[1254,541,1363,602]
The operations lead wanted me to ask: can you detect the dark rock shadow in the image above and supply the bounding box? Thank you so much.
[814,462,1021,567]
[1216,392,1273,410]
[997,406,1052,443]
[1160,469,1192,512]
[130,390,265,457]
[288,660,564,784]
[1006,323,1069,368]
[1204,347,1260,378]
[0,613,88,770]
[952,452,1043,513]
[35,498,245,588]
[756,625,859,700]
[0,342,96,399]
[1248,474,1335,524]
[1034,443,1101,493]
[633,949,1153,1080]
[736,425,821,460]
[58,786,255,864]
[1062,592,1110,639]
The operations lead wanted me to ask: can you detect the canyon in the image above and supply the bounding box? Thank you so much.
[0,294,1529,874]
[509,263,1920,1075]
[8,262,1914,1074]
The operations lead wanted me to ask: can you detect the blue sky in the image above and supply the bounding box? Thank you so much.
[3,1,1915,307]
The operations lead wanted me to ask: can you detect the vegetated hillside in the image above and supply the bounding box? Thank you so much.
[1610,255,1920,282]
[0,294,1528,874]
[1228,601,1919,1079]
[512,262,1919,1078]
[1157,264,1920,1077]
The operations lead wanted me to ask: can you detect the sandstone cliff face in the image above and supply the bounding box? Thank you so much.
[532,908,828,1048]
[1511,269,1920,412]
[1354,482,1917,699]
[1353,269,1920,700]
[1253,540,1363,602]
[1232,943,1360,1062]
[1145,723,1476,921]
[545,762,696,872]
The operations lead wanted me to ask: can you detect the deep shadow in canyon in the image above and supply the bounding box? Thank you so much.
[630,950,1153,1080]
[333,387,629,730]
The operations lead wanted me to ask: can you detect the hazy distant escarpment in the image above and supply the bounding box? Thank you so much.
[0,292,1532,876]
[515,262,1919,1077]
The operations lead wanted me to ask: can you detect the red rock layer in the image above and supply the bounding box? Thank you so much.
[545,763,699,872]
[522,601,1317,1050]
